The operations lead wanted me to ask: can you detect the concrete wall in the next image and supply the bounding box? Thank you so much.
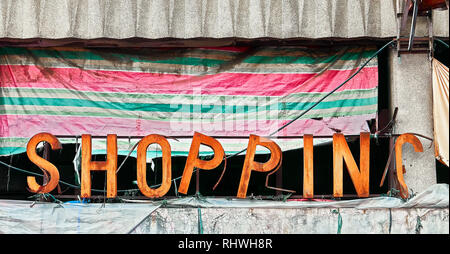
[1,0,448,40]
[131,207,449,234]
[388,49,437,194]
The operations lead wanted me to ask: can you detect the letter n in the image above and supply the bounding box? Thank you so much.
[333,132,370,197]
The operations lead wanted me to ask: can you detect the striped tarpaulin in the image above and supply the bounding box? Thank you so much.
[0,46,378,157]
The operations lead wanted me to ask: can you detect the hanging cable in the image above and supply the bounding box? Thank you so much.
[116,140,140,174]
[388,208,392,234]
[213,40,398,194]
[332,209,343,234]
[0,159,195,194]
[224,39,397,161]
[435,38,449,48]
[198,207,204,234]
[1,39,397,199]
[415,215,423,234]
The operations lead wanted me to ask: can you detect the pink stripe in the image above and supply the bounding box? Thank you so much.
[1,114,373,138]
[1,65,378,96]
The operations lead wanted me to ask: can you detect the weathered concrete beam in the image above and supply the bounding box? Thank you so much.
[388,49,437,194]
[131,207,449,234]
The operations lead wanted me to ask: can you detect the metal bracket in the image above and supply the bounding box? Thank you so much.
[376,107,398,135]
[265,157,296,194]
[397,0,434,56]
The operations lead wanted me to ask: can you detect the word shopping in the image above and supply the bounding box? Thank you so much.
[25,132,422,199]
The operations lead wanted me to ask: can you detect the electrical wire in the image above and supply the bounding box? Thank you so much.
[0,159,194,194]
[435,38,449,49]
[0,39,397,197]
[332,209,343,234]
[197,207,204,234]
[223,39,397,160]
[213,40,398,189]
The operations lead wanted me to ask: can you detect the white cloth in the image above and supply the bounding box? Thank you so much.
[432,58,449,167]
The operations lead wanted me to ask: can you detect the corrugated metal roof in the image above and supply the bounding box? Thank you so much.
[0,0,448,40]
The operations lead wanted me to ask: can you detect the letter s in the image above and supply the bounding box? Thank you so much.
[26,133,61,193]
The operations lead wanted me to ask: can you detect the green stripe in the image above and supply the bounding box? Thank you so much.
[125,56,225,67]
[0,108,376,121]
[243,50,375,64]
[81,150,268,157]
[2,87,378,112]
[2,87,378,101]
[0,147,290,157]
[1,96,377,114]
[0,147,26,155]
[1,47,375,66]
[0,47,104,60]
[0,147,211,157]
[0,137,77,143]
[0,137,32,142]
[1,60,377,75]
[0,47,226,67]
[283,97,377,110]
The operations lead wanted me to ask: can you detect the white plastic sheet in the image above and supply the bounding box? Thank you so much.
[0,184,447,234]
[0,201,160,234]
[432,58,449,167]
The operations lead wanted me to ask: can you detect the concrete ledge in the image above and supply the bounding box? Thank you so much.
[131,207,449,234]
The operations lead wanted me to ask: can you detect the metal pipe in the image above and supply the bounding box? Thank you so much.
[408,0,419,51]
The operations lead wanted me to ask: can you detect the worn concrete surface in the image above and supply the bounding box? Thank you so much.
[0,0,447,39]
[388,49,437,195]
[1,185,448,234]
[131,207,449,234]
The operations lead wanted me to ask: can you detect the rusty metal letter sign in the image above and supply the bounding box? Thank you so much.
[24,132,423,199]
[26,133,62,193]
[137,134,172,198]
[178,132,225,194]
[81,134,118,198]
[395,133,424,199]
[237,135,282,198]
[333,132,370,197]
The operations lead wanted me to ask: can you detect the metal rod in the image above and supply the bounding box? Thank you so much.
[388,137,398,191]
[196,167,200,194]
[408,0,419,51]
[42,142,50,186]
[275,163,283,196]
[379,136,396,187]
[401,0,413,32]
